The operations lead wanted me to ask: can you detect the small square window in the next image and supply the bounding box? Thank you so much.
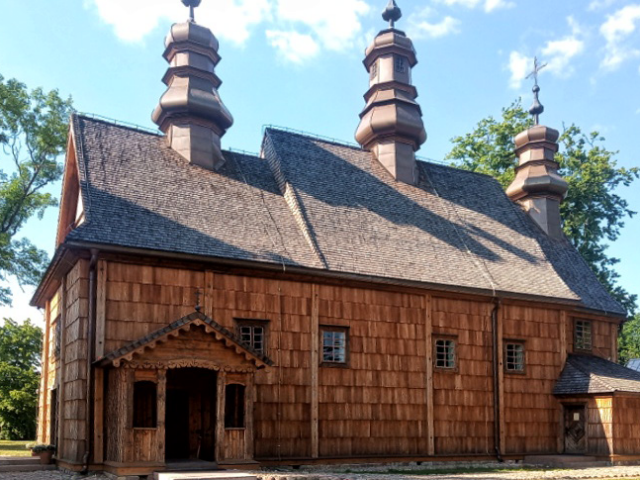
[434,338,456,369]
[395,56,406,73]
[235,320,268,355]
[575,320,592,351]
[321,327,348,366]
[505,342,525,373]
[370,61,378,80]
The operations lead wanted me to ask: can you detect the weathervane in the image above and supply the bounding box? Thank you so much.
[526,56,547,125]
[382,0,402,29]
[181,0,201,23]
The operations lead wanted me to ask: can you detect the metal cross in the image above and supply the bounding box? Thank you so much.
[526,56,547,87]
[195,288,202,312]
[181,0,202,23]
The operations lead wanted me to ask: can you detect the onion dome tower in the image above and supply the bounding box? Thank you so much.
[355,0,427,185]
[152,0,234,171]
[506,58,568,238]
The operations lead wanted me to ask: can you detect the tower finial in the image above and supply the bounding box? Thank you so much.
[182,0,201,23]
[526,56,547,125]
[382,0,402,28]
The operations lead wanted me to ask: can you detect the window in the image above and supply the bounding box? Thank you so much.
[53,317,61,359]
[395,56,406,73]
[235,319,268,355]
[575,320,592,351]
[321,326,348,366]
[133,381,157,428]
[370,61,378,80]
[225,384,245,428]
[434,338,456,369]
[505,342,525,373]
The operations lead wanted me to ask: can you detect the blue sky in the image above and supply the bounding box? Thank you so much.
[1,0,639,324]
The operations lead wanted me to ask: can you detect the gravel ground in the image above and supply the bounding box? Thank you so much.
[2,464,640,480]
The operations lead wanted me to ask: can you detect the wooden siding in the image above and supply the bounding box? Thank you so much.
[37,257,627,466]
[587,397,613,455]
[613,395,640,455]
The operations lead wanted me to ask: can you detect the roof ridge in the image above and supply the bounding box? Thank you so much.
[75,112,162,137]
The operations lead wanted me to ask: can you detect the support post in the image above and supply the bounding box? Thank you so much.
[57,276,68,459]
[244,374,255,460]
[157,369,167,463]
[424,294,434,456]
[93,368,104,464]
[95,261,108,359]
[216,371,227,462]
[310,284,319,458]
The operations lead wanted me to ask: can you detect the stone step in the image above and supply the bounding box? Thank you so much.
[0,464,57,473]
[524,455,610,468]
[154,472,257,480]
[0,456,42,466]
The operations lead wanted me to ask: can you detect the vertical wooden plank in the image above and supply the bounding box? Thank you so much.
[57,278,67,459]
[497,303,506,453]
[424,294,434,456]
[611,323,619,363]
[95,260,108,359]
[244,374,255,460]
[124,368,135,463]
[157,369,167,464]
[39,299,52,442]
[310,284,319,458]
[560,311,568,371]
[216,372,227,462]
[93,368,104,464]
[204,270,214,315]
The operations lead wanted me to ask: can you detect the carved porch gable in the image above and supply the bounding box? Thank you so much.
[98,311,273,370]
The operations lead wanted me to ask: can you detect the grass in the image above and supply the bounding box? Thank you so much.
[0,439,34,457]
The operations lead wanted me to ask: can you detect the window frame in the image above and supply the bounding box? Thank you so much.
[320,325,349,368]
[504,340,526,374]
[234,318,269,355]
[433,336,458,371]
[574,319,593,352]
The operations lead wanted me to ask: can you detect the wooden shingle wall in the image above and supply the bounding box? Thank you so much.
[60,260,89,462]
[502,305,560,454]
[432,298,494,455]
[587,397,613,455]
[613,395,640,455]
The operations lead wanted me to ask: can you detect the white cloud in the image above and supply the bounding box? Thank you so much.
[508,51,530,90]
[541,17,585,77]
[88,0,370,64]
[266,30,320,63]
[435,0,515,13]
[600,4,640,70]
[90,0,271,45]
[588,0,620,11]
[407,7,461,39]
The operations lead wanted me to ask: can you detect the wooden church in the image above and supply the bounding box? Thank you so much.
[33,0,640,476]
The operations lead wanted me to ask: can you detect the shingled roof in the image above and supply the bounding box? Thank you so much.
[554,354,640,395]
[64,114,624,315]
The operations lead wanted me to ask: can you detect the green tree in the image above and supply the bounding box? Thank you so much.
[0,318,42,440]
[0,74,73,305]
[446,100,639,316]
[619,314,640,366]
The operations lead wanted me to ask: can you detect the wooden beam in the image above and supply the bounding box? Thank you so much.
[204,270,214,315]
[93,368,104,464]
[245,373,255,460]
[40,298,52,442]
[57,277,67,459]
[424,294,434,456]
[497,303,505,454]
[560,310,568,371]
[310,284,320,458]
[216,371,227,462]
[157,369,167,463]
[95,260,108,359]
[611,323,619,363]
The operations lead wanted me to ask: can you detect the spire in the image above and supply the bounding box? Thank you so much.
[152,0,234,171]
[355,0,427,184]
[382,0,402,28]
[506,60,568,238]
[526,57,547,125]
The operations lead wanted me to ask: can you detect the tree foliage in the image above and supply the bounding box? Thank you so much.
[619,314,640,366]
[0,318,42,440]
[446,99,639,316]
[0,74,73,305]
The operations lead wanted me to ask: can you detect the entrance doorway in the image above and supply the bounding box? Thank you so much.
[563,404,587,454]
[165,368,217,461]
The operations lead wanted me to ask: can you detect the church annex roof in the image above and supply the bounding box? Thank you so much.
[64,114,624,316]
[554,354,640,395]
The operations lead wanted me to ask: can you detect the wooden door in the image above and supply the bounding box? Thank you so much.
[564,405,587,454]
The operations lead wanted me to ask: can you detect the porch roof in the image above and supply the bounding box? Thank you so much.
[97,311,274,369]
[554,354,640,395]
